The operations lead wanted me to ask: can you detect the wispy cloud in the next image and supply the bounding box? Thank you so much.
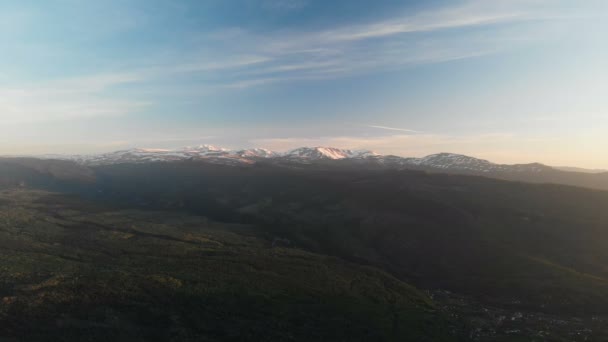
[11,0,568,104]
[318,9,525,43]
[162,0,569,89]
[0,73,147,124]
[220,77,283,89]
[0,0,584,123]
[367,125,421,133]
[160,56,273,74]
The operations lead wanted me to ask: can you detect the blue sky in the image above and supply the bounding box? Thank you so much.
[0,0,606,167]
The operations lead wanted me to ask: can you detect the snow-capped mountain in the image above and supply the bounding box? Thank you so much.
[48,146,380,166]
[283,147,377,161]
[411,153,494,170]
[235,148,279,158]
[59,145,278,166]
[24,145,608,194]
[379,153,551,173]
[43,145,568,176]
[67,148,185,165]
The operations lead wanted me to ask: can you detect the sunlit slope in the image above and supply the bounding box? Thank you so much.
[0,190,455,342]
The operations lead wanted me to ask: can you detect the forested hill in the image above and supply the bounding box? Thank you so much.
[2,158,608,339]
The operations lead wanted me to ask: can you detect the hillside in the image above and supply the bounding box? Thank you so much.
[0,189,455,341]
[3,158,608,339]
[84,162,608,302]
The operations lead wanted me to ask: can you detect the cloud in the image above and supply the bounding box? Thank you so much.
[14,0,567,99]
[168,0,571,89]
[220,77,283,89]
[162,56,273,74]
[367,125,421,133]
[318,10,525,43]
[0,0,585,124]
[0,72,147,124]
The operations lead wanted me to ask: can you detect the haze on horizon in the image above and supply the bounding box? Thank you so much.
[0,0,606,168]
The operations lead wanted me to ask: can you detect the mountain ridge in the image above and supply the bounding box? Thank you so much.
[15,145,607,192]
[34,145,605,176]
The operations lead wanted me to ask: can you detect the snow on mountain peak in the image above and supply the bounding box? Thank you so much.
[236,148,278,158]
[285,147,377,160]
[183,145,227,153]
[137,148,171,153]
[417,153,494,168]
[44,145,556,177]
[350,150,379,158]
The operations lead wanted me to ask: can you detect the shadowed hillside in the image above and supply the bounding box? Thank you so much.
[0,190,456,341]
[84,162,608,314]
[3,159,608,339]
[0,158,95,189]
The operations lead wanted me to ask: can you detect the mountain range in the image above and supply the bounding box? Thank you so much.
[37,145,608,191]
[36,145,597,171]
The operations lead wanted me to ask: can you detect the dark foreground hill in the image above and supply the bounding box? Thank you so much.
[0,190,455,341]
[2,158,608,340]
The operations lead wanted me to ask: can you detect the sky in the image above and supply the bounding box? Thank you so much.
[0,0,606,168]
